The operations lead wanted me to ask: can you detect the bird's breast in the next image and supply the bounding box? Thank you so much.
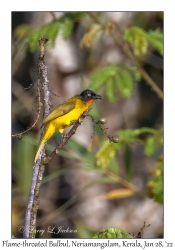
[53,99,88,131]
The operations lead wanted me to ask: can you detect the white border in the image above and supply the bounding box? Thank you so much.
[1,0,174,246]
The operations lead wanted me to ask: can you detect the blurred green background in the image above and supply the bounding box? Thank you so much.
[12,12,163,238]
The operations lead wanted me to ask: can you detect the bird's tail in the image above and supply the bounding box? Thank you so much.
[34,125,54,164]
[33,134,46,164]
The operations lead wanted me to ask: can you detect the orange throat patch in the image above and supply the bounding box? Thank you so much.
[86,99,94,107]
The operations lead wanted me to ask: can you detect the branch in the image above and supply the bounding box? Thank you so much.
[87,115,119,143]
[24,36,50,238]
[135,221,150,238]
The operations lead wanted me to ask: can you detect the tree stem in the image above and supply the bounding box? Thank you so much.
[24,36,50,238]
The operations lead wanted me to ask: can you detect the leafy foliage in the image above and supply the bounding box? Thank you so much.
[106,77,116,103]
[95,140,120,169]
[124,26,148,55]
[93,228,133,238]
[89,64,120,92]
[60,18,74,40]
[26,12,87,51]
[116,69,134,98]
[146,29,163,56]
[124,26,163,56]
[89,64,136,102]
[133,67,142,81]
[80,25,102,48]
[95,127,163,169]
[80,20,114,48]
[144,137,156,156]
[147,156,163,204]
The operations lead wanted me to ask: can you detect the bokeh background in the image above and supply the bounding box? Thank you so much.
[12,12,163,238]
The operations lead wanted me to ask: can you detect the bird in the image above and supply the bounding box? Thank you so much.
[34,89,101,163]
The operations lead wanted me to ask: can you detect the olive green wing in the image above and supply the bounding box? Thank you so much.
[43,97,77,126]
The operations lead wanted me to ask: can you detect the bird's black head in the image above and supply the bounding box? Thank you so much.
[80,89,102,102]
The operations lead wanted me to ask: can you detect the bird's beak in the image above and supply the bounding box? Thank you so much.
[94,94,102,100]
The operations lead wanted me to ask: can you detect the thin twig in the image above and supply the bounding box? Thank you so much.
[135,221,150,238]
[87,114,118,142]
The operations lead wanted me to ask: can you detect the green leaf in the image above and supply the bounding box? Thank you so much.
[144,137,156,156]
[80,25,102,48]
[95,140,119,169]
[117,128,158,145]
[118,129,137,144]
[93,228,133,238]
[61,19,74,40]
[106,77,117,103]
[89,64,134,98]
[146,30,163,56]
[59,12,86,40]
[48,21,60,46]
[124,26,148,55]
[133,127,157,135]
[152,176,163,204]
[108,156,119,175]
[26,12,87,51]
[89,64,120,92]
[134,68,142,81]
[26,21,60,52]
[116,70,134,98]
[148,158,163,204]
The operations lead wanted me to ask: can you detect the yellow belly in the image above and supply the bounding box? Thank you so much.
[45,100,88,135]
[53,108,85,131]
